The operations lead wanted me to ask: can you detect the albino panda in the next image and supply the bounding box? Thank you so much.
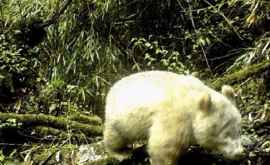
[103,71,243,165]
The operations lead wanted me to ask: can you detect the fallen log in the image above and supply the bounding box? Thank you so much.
[211,61,270,89]
[0,112,103,137]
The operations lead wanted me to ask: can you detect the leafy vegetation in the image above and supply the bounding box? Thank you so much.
[0,0,270,164]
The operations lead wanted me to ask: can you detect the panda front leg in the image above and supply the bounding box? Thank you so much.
[103,123,132,161]
[147,113,191,165]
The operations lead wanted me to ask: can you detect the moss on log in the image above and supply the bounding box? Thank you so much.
[33,126,62,136]
[0,112,103,136]
[69,111,103,125]
[211,61,270,89]
[32,126,98,143]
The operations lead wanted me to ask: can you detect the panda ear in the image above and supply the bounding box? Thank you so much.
[221,85,236,101]
[198,93,211,112]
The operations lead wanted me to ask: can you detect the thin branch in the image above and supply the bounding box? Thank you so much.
[187,1,212,71]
